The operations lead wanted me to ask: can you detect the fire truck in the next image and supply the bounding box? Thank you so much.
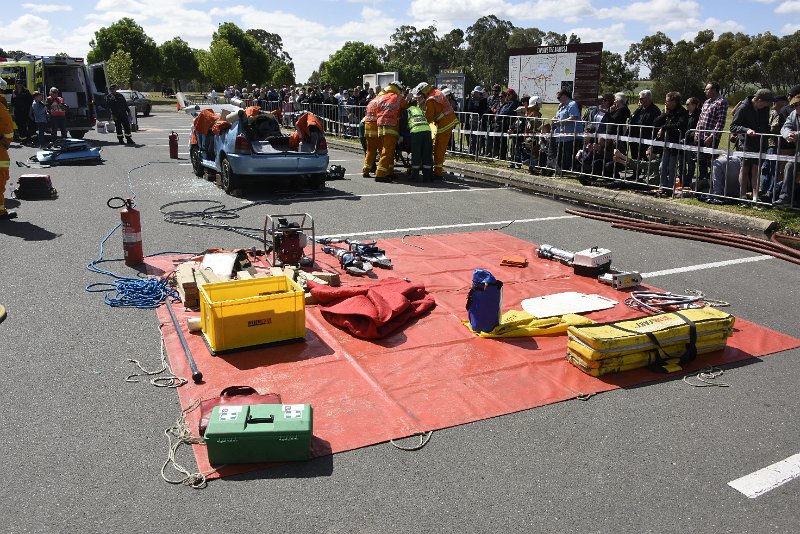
[0,55,108,138]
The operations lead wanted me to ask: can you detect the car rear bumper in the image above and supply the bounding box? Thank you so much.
[227,153,329,177]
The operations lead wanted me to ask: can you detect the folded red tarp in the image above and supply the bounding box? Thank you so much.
[150,231,800,480]
[308,277,436,339]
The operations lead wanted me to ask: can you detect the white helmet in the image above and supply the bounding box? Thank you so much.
[0,78,7,90]
[411,82,430,97]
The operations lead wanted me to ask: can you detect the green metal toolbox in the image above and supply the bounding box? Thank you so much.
[204,404,313,464]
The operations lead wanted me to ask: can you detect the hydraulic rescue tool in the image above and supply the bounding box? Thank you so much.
[537,243,641,289]
[317,238,393,269]
[321,246,373,276]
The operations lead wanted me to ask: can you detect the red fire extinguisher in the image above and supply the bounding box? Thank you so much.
[169,131,179,159]
[108,197,143,266]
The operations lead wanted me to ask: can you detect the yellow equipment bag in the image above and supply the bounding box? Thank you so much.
[464,310,593,338]
[566,307,734,374]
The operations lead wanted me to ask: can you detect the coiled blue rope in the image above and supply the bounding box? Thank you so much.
[85,161,197,309]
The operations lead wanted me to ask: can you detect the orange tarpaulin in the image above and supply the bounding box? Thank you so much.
[150,231,800,479]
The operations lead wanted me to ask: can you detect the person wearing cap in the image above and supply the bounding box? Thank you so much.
[775,94,800,207]
[466,86,487,156]
[759,94,788,201]
[730,88,772,202]
[487,84,503,114]
[107,85,135,145]
[583,94,613,134]
[413,81,459,179]
[551,88,583,172]
[374,80,408,182]
[0,78,16,219]
[406,92,434,181]
[46,87,68,141]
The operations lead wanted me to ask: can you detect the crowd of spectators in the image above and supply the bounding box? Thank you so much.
[201,79,799,208]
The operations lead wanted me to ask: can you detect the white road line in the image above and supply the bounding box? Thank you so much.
[316,216,578,239]
[178,163,192,166]
[728,453,800,498]
[641,255,773,278]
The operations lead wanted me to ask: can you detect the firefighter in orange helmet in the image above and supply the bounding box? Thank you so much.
[288,111,328,154]
[361,94,380,177]
[0,78,17,220]
[374,80,408,182]
[413,82,459,179]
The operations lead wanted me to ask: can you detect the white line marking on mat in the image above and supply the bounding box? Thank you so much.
[728,453,800,498]
[641,255,773,278]
[317,216,578,239]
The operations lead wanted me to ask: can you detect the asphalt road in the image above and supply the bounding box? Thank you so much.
[1,106,798,533]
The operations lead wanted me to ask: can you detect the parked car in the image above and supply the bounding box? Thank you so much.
[117,90,152,117]
[189,109,329,194]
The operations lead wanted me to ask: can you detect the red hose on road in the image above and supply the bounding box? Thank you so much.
[566,209,800,266]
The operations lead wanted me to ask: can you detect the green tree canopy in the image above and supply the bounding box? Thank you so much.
[196,39,242,88]
[214,22,271,85]
[322,41,382,89]
[507,27,545,49]
[600,51,638,94]
[159,37,199,91]
[625,31,673,81]
[272,64,295,87]
[88,18,159,79]
[106,49,133,87]
[466,15,514,86]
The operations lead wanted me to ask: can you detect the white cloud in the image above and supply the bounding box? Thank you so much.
[566,23,632,53]
[20,3,72,12]
[595,0,699,24]
[781,22,800,33]
[776,1,800,13]
[408,0,592,24]
[4,15,61,53]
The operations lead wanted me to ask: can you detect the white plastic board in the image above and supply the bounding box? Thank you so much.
[521,292,617,318]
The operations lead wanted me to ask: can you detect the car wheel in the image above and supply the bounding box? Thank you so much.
[309,173,327,190]
[69,130,86,139]
[220,157,240,193]
[190,145,204,177]
[143,105,151,117]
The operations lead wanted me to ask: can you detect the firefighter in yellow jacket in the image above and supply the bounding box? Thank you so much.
[374,80,407,182]
[413,82,459,179]
[362,94,380,177]
[0,78,17,220]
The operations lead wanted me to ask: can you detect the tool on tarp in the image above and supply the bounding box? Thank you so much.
[537,244,612,277]
[598,271,642,290]
[264,214,315,267]
[165,301,203,383]
[321,246,373,275]
[317,238,392,269]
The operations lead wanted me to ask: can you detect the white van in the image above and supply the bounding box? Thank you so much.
[0,55,108,138]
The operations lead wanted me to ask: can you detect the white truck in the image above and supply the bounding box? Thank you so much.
[0,55,108,138]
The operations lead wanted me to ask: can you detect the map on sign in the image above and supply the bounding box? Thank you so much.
[509,52,578,103]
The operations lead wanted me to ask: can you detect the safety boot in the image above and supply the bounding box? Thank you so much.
[0,207,18,220]
[126,138,135,146]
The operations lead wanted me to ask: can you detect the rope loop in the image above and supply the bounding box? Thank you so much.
[390,431,433,451]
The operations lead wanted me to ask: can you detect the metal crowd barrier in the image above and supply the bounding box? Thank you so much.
[224,100,799,209]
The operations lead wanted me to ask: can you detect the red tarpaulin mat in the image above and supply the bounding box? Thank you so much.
[149,231,800,479]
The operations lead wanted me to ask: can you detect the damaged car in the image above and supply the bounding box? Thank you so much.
[189,106,329,194]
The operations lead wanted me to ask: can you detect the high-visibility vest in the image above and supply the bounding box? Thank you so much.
[364,98,379,136]
[376,92,401,127]
[425,89,456,127]
[407,105,431,134]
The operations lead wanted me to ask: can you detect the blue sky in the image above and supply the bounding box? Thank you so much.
[2,0,798,82]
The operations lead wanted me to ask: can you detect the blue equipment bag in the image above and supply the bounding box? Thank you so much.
[466,269,503,333]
